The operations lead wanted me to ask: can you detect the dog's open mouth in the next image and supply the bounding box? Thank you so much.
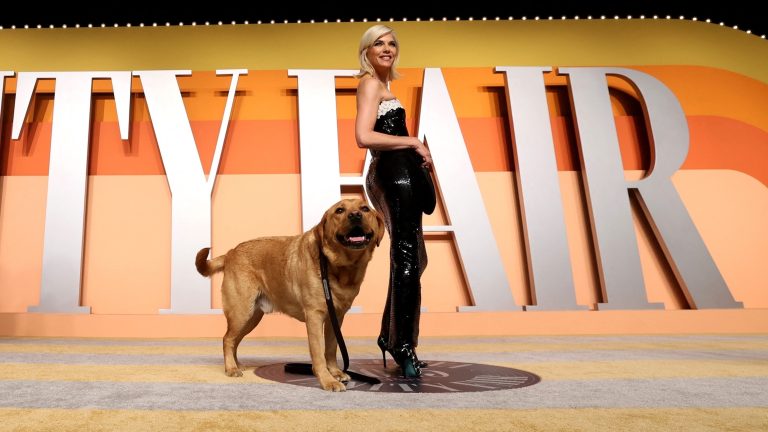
[337,226,374,249]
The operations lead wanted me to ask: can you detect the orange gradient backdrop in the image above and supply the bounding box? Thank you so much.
[0,20,766,336]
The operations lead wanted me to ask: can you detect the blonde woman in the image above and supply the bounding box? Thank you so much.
[355,24,435,378]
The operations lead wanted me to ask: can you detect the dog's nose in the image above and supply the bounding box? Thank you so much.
[348,211,362,223]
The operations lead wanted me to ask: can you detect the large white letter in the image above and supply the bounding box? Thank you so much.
[136,69,245,314]
[288,69,358,230]
[561,67,741,309]
[496,67,584,310]
[418,68,518,311]
[11,71,132,313]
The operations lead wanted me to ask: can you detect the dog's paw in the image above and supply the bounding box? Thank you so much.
[225,368,244,377]
[330,369,351,383]
[320,378,347,392]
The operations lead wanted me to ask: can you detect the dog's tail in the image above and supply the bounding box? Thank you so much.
[195,247,225,277]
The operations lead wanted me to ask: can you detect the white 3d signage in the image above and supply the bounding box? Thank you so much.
[1,66,741,314]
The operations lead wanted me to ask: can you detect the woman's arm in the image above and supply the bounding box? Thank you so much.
[355,77,421,151]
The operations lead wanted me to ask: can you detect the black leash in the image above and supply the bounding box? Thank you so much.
[284,245,381,385]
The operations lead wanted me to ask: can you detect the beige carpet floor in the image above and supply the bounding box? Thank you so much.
[1,334,767,431]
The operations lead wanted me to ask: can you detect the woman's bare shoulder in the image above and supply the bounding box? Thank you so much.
[357,75,383,94]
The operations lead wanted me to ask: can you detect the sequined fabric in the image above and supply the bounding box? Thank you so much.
[365,100,429,350]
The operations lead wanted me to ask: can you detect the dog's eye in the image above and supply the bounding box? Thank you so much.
[361,206,370,212]
[335,208,345,214]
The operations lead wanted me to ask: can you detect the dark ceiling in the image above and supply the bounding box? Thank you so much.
[0,2,764,37]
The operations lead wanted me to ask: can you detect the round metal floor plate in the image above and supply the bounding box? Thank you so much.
[255,359,541,393]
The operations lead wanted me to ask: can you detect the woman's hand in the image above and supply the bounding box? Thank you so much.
[412,138,433,169]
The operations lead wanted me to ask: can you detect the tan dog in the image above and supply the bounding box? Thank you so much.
[195,198,385,391]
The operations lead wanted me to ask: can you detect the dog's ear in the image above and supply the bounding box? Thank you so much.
[374,209,386,247]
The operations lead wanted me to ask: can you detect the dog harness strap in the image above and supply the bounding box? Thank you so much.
[319,249,350,372]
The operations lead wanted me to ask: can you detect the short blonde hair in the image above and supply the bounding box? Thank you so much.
[356,24,401,80]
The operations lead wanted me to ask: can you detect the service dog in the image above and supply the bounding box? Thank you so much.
[195,198,385,391]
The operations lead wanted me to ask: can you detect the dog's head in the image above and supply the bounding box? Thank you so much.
[315,198,385,252]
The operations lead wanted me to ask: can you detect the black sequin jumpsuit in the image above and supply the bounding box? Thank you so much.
[365,100,429,351]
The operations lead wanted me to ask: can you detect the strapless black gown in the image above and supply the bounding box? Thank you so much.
[365,102,433,350]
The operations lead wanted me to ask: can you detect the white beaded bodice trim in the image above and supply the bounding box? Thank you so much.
[377,98,403,118]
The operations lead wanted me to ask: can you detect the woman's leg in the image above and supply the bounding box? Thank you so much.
[370,158,426,350]
[365,159,394,346]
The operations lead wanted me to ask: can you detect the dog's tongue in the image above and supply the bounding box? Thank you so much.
[349,236,366,243]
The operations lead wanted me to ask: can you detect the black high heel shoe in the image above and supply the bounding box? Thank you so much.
[377,336,389,368]
[377,337,428,372]
[390,344,421,378]
[376,336,427,378]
